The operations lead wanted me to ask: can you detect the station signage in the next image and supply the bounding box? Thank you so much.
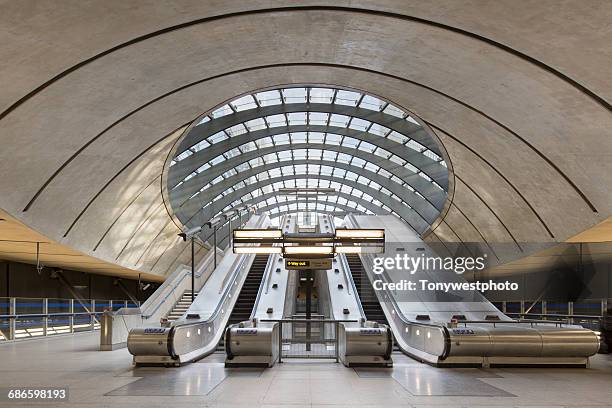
[285,258,332,270]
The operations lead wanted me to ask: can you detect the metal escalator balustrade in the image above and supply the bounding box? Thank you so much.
[127,214,271,365]
[345,253,388,326]
[345,214,600,367]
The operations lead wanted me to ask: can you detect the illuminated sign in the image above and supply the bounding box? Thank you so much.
[285,259,332,270]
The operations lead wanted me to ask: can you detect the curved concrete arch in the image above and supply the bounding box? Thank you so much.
[3,4,609,122]
[3,6,604,218]
[427,123,554,238]
[169,123,447,188]
[50,60,592,253]
[7,62,596,247]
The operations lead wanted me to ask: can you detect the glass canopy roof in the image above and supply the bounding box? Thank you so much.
[167,86,449,238]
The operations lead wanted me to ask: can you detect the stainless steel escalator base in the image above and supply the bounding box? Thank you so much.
[342,356,393,367]
[484,356,590,368]
[405,352,590,368]
[224,355,277,367]
[133,355,179,366]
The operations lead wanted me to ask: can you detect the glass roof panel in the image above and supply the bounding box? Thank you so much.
[335,90,361,107]
[359,94,386,111]
[169,86,448,231]
[255,90,282,106]
[231,95,257,112]
[282,88,307,104]
[309,88,334,104]
[211,104,233,118]
[382,104,405,118]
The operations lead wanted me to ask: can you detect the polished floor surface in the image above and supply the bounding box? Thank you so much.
[0,332,611,407]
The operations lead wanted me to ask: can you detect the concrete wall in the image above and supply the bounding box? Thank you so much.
[482,260,612,303]
[0,260,157,301]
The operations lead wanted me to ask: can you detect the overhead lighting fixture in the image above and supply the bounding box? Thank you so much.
[335,229,385,239]
[283,246,333,255]
[232,228,385,258]
[335,246,364,254]
[234,246,282,254]
[335,246,384,254]
[234,229,283,239]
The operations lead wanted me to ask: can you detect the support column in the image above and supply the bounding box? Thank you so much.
[42,298,48,336]
[228,217,232,248]
[305,270,312,352]
[69,299,74,333]
[8,297,15,340]
[91,299,96,331]
[213,226,218,269]
[191,236,195,303]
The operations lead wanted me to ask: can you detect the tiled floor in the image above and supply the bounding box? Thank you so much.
[0,332,611,407]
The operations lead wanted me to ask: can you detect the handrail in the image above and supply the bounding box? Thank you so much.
[338,253,366,319]
[261,318,359,323]
[264,215,287,296]
[329,214,367,320]
[506,312,602,320]
[458,319,567,328]
[218,251,246,294]
[249,252,274,319]
[252,215,287,318]
[1,312,105,318]
[0,296,136,302]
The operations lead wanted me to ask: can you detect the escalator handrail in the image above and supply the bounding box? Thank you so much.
[331,215,367,322]
[250,215,287,319]
[338,254,367,320]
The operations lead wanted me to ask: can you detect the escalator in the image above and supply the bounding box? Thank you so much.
[345,253,389,326]
[227,254,268,326]
[217,254,269,351]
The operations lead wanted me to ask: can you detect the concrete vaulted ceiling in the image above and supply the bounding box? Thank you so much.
[0,1,611,279]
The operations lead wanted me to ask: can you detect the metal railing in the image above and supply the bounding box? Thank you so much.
[0,297,139,341]
[492,299,607,329]
[262,318,358,362]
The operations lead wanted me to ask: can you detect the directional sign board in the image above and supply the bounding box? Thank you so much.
[285,258,332,270]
